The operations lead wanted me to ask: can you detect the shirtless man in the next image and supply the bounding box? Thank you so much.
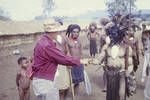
[66,24,84,94]
[87,23,99,58]
[92,24,132,100]
[16,57,30,100]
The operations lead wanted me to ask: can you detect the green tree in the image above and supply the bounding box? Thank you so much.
[105,0,137,17]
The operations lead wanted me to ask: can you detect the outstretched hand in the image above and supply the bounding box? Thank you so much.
[88,58,100,65]
[80,58,90,66]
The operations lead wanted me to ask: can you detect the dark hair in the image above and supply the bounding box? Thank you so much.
[17,57,27,65]
[106,25,126,45]
[88,23,97,29]
[66,24,81,37]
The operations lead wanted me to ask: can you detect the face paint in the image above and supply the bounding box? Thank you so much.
[90,26,96,33]
[71,28,80,39]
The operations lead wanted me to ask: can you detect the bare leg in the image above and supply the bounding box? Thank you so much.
[18,88,24,100]
[24,89,30,100]
[59,92,65,100]
[74,84,79,95]
[59,89,68,100]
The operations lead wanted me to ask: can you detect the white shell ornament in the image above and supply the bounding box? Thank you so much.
[111,45,119,59]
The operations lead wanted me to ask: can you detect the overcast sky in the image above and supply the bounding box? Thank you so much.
[0,0,149,21]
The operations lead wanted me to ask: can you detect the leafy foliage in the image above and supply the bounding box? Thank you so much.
[106,0,137,17]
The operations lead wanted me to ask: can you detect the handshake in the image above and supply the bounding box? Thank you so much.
[80,58,100,65]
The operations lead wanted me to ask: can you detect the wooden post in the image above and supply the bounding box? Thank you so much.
[68,68,75,100]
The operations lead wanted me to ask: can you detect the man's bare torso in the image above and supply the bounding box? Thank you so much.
[67,38,81,58]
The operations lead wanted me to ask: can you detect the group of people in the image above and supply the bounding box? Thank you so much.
[16,19,89,100]
[15,15,150,100]
[89,16,150,100]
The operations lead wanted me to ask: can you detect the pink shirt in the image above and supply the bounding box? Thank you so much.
[33,34,80,81]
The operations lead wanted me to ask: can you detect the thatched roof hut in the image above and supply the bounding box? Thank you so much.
[0,20,44,36]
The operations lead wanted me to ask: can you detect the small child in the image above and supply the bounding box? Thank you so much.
[16,57,31,100]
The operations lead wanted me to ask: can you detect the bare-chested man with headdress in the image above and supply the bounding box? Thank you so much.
[87,23,99,58]
[66,24,84,94]
[141,30,150,100]
[91,23,133,100]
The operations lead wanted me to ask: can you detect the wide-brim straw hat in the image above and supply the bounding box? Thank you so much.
[43,19,66,32]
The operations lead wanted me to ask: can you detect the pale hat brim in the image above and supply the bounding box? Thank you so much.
[45,25,67,32]
[43,19,67,32]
